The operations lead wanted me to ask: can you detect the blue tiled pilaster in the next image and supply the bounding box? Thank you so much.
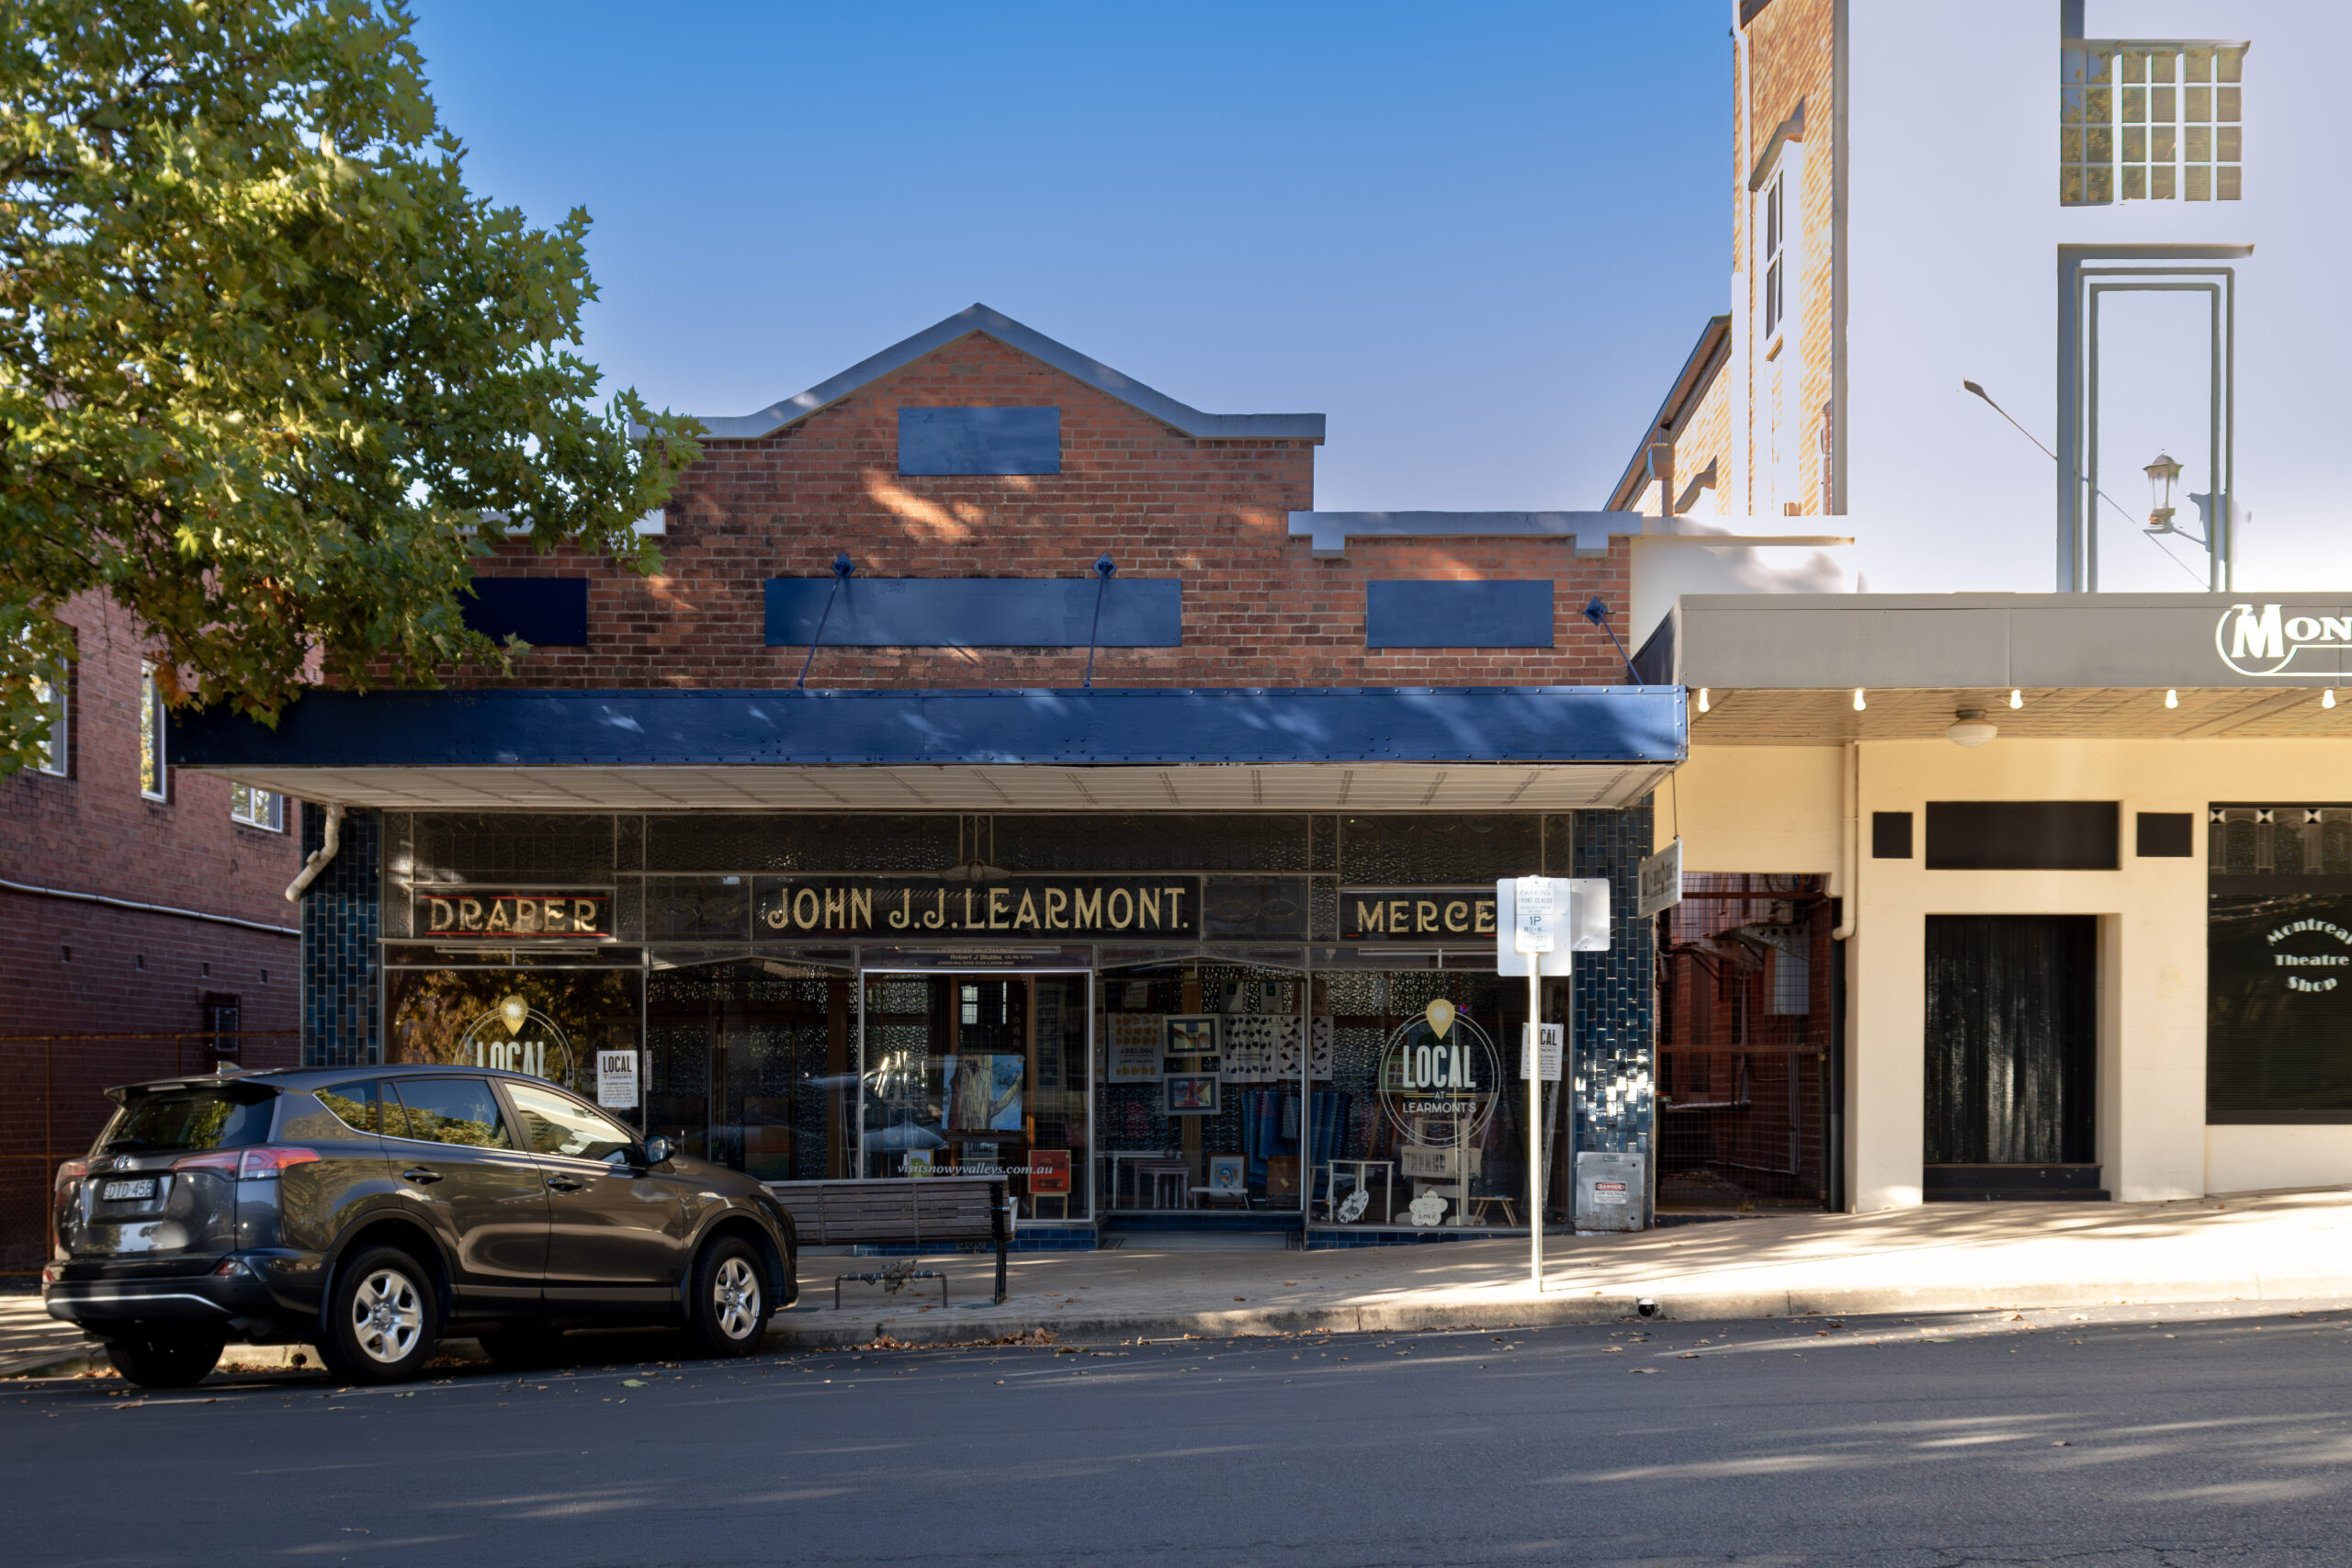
[300,805,381,1067]
[1570,805,1655,1161]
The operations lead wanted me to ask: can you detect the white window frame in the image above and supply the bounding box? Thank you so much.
[138,661,168,802]
[1760,171,1786,344]
[30,668,67,777]
[2061,39,2246,207]
[230,783,285,832]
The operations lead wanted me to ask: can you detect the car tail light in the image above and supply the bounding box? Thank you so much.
[49,1161,86,1255]
[211,1257,254,1277]
[233,1146,321,1179]
[167,1147,319,1179]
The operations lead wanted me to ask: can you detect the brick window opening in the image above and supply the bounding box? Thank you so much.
[139,661,168,801]
[232,783,285,831]
[1761,172,1786,340]
[30,667,66,776]
[2063,41,2245,205]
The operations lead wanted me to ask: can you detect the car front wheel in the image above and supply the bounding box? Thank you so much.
[322,1246,438,1383]
[105,1326,226,1389]
[687,1237,771,1358]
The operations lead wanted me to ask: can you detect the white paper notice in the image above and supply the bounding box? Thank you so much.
[595,1049,639,1110]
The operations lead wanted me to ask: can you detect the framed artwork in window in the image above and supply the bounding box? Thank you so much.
[1162,1074,1219,1117]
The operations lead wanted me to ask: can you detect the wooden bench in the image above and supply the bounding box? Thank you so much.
[763,1177,1009,1304]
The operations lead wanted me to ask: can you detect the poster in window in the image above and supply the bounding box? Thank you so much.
[1106,1014,1162,1082]
[944,1054,1024,1132]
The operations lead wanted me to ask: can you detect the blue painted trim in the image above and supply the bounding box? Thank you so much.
[171,686,1687,769]
[898,407,1060,475]
[461,577,589,648]
[764,578,1180,648]
[1366,581,1554,649]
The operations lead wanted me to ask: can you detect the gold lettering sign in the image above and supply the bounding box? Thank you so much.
[1340,888,1498,943]
[752,877,1200,940]
[422,891,611,940]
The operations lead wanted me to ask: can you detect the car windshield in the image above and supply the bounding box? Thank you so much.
[96,1088,273,1155]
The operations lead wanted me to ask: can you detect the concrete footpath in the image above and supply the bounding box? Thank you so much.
[10,1183,2352,1375]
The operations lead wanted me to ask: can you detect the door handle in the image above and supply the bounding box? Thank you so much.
[545,1174,587,1192]
[401,1168,443,1185]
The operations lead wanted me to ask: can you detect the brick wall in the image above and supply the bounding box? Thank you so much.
[441,332,1636,692]
[1738,0,1838,516]
[0,591,300,1041]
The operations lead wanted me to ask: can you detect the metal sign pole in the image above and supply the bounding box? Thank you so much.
[1528,963,1543,1292]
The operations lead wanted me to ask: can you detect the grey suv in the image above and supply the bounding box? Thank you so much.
[43,1065,797,1388]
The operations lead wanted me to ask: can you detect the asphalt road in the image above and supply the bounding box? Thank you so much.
[10,1300,2352,1567]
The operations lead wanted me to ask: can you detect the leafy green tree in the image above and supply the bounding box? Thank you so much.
[0,1,698,770]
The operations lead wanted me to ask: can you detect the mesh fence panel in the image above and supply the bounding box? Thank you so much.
[1654,875,1832,1212]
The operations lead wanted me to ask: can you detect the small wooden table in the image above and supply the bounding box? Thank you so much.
[1466,1195,1520,1226]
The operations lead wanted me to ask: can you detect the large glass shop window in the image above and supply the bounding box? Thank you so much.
[2210,805,2352,1118]
[645,962,854,1180]
[860,975,1091,1217]
[1096,962,1306,1214]
[1311,970,1532,1229]
[386,966,642,1112]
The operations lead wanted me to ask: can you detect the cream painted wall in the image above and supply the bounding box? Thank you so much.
[1652,744,1842,873]
[2206,1126,2352,1196]
[1666,734,2352,1212]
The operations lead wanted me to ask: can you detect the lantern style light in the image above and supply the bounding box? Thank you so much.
[2145,451,2184,533]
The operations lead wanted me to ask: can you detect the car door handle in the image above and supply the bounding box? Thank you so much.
[545,1174,587,1192]
[401,1168,443,1185]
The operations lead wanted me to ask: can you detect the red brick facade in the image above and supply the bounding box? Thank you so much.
[0,592,301,1043]
[456,331,1637,691]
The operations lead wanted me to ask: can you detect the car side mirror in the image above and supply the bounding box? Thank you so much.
[640,1136,673,1167]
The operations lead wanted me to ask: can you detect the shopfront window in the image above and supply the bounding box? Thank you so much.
[1310,969,1533,1231]
[2210,805,2352,1119]
[647,961,851,1180]
[387,965,641,1113]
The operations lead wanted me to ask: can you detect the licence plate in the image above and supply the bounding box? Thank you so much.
[100,1179,157,1202]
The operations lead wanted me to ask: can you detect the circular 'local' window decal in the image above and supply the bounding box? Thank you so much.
[458,994,574,1082]
[1374,998,1500,1147]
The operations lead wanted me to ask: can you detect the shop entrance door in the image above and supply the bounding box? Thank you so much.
[1924,915,2101,1200]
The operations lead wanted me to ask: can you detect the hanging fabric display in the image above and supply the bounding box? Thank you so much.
[1310,1016,1335,1080]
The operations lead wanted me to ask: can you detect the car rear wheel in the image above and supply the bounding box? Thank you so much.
[104,1326,226,1389]
[687,1236,771,1358]
[321,1246,438,1383]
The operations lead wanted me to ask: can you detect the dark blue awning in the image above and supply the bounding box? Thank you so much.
[169,686,1683,813]
[174,686,1684,770]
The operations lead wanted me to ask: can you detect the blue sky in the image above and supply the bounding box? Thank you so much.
[409,2,1726,513]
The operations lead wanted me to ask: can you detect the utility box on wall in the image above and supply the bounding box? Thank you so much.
[1575,1149,1645,1233]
